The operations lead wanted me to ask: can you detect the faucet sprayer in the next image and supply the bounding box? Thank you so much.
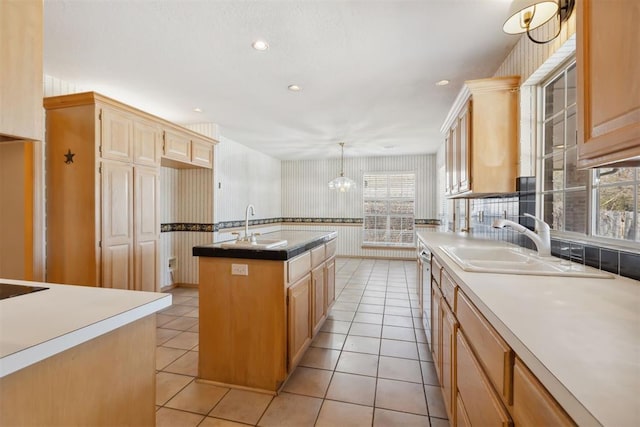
[492,213,551,257]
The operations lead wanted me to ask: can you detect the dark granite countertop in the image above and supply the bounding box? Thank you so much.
[192,230,337,261]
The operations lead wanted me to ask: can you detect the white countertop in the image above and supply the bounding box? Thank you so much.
[418,232,640,427]
[0,278,171,378]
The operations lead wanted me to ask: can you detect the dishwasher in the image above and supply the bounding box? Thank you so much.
[418,241,431,333]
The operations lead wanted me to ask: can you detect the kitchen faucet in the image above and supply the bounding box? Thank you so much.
[492,213,551,257]
[244,204,255,242]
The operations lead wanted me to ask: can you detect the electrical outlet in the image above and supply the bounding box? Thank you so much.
[168,257,177,269]
[231,264,248,276]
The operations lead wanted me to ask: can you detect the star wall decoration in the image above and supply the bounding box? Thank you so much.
[64,149,75,164]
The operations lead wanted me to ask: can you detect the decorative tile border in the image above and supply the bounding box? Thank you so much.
[160,218,441,233]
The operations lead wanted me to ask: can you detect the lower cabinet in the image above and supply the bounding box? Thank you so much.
[441,301,458,423]
[311,263,326,336]
[287,274,312,370]
[429,253,576,426]
[456,330,512,426]
[431,283,443,382]
[513,358,576,426]
[325,256,336,312]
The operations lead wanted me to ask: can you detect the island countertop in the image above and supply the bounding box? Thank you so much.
[417,231,640,427]
[192,230,337,260]
[0,278,171,378]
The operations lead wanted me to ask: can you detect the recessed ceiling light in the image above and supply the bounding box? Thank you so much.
[193,107,203,113]
[288,84,301,91]
[436,79,450,86]
[252,40,269,51]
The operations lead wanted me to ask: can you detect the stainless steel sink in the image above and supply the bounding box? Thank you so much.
[440,245,614,279]
[220,239,288,249]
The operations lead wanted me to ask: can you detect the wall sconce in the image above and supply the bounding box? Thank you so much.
[503,0,575,44]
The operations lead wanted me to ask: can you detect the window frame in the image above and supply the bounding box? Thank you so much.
[537,58,639,250]
[362,171,416,247]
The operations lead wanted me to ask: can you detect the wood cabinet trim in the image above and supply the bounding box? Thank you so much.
[44,92,218,145]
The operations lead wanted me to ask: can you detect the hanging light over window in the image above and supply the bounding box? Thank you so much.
[328,142,356,193]
[503,0,575,44]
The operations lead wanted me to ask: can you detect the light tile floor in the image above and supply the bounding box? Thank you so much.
[155,258,449,426]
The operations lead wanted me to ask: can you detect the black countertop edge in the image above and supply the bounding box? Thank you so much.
[192,232,338,261]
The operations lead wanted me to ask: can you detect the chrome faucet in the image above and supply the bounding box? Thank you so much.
[244,204,255,241]
[492,213,551,257]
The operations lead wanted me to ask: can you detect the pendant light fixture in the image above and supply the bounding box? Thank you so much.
[328,142,356,192]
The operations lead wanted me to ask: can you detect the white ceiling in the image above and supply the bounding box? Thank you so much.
[44,0,519,160]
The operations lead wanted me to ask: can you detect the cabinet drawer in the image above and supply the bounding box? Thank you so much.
[513,358,576,426]
[287,251,311,284]
[310,245,325,268]
[456,330,512,427]
[441,269,456,310]
[325,238,337,258]
[431,256,443,286]
[191,138,213,168]
[457,290,513,404]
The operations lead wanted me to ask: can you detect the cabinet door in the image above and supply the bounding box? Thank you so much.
[101,161,133,290]
[444,134,452,195]
[311,264,326,336]
[431,282,442,380]
[325,257,336,312]
[441,300,458,423]
[133,121,161,166]
[577,0,640,168]
[456,330,512,427]
[134,165,159,292]
[191,139,213,168]
[100,107,133,162]
[450,125,459,194]
[458,102,471,193]
[288,274,312,370]
[163,130,191,163]
[513,358,576,426]
[0,0,42,141]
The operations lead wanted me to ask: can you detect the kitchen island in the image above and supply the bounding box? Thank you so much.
[0,278,171,426]
[418,231,640,427]
[193,230,337,393]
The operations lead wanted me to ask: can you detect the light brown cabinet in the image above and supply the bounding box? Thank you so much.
[513,358,576,426]
[311,264,326,336]
[429,253,576,426]
[44,92,211,290]
[0,0,42,142]
[456,330,512,427]
[288,274,313,369]
[161,131,214,169]
[577,0,640,167]
[197,237,337,393]
[442,76,520,197]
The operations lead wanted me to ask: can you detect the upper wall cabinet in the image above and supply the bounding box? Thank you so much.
[0,0,43,142]
[442,76,520,198]
[577,0,640,168]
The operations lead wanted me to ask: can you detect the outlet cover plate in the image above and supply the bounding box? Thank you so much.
[231,264,248,276]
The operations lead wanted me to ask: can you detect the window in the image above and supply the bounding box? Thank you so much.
[540,60,639,244]
[363,172,415,246]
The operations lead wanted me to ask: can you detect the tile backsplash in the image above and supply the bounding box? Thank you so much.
[463,177,640,281]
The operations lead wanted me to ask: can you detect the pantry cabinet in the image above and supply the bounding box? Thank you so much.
[442,76,520,197]
[577,0,640,167]
[44,92,216,290]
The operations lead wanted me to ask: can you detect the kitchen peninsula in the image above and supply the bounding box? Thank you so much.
[193,230,337,393]
[0,279,171,426]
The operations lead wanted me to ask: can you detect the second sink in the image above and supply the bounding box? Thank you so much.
[220,239,288,249]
